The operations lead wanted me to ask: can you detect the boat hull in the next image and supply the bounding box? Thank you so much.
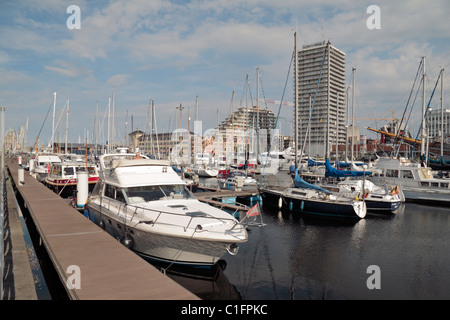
[402,188,450,205]
[364,198,401,214]
[44,178,98,198]
[85,205,242,267]
[261,188,366,219]
[370,177,450,206]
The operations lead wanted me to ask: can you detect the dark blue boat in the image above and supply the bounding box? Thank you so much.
[260,170,367,219]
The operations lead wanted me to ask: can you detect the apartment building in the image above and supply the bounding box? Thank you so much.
[295,40,346,157]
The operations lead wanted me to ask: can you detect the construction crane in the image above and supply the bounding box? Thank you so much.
[356,111,399,123]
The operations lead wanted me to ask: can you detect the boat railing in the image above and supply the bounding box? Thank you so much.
[100,197,242,233]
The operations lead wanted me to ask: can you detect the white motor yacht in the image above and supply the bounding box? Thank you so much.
[85,152,248,267]
[28,152,62,181]
[370,157,450,205]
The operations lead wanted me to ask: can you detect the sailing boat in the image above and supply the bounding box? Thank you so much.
[260,34,366,219]
[260,169,366,219]
[370,62,450,205]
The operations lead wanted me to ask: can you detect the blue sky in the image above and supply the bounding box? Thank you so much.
[1,0,450,149]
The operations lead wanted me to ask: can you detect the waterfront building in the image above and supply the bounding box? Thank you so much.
[218,105,276,132]
[295,40,346,157]
[426,108,450,139]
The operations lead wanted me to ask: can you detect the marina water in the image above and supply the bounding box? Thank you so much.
[166,177,450,300]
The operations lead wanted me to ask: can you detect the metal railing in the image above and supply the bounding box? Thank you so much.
[1,107,5,300]
[1,170,5,300]
[93,196,243,234]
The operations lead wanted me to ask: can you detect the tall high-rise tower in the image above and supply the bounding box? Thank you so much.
[295,40,346,157]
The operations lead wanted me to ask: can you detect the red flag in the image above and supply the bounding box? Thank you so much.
[246,204,260,217]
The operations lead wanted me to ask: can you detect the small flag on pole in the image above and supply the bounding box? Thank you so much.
[246,203,260,217]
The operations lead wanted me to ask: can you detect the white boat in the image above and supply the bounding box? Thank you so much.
[44,161,99,198]
[28,152,62,181]
[318,179,404,214]
[370,157,450,205]
[85,152,248,267]
[260,170,367,219]
[261,186,367,219]
[217,170,258,190]
[193,166,219,177]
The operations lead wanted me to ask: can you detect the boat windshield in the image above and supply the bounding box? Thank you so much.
[125,184,194,204]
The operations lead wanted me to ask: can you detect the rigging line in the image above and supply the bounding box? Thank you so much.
[49,100,68,148]
[395,67,423,158]
[32,99,54,150]
[259,71,269,110]
[409,70,443,159]
[394,59,423,151]
[239,74,249,107]
[260,50,294,171]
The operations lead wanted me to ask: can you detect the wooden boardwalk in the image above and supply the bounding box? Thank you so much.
[6,159,198,300]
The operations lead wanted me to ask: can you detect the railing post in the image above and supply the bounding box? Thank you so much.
[0,106,5,300]
[1,171,4,300]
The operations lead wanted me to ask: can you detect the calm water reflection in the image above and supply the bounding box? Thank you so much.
[166,201,450,300]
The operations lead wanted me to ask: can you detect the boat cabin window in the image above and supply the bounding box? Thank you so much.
[64,167,75,175]
[291,190,307,196]
[386,169,398,178]
[400,170,413,179]
[125,184,192,204]
[105,184,125,202]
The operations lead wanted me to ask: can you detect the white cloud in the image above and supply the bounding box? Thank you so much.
[1,0,450,141]
[106,74,130,86]
[45,60,92,77]
[0,68,33,86]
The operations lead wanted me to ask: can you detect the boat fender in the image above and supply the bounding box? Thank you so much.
[120,234,134,250]
[99,220,105,229]
[300,200,304,211]
[289,201,293,211]
[227,243,239,256]
[278,197,282,209]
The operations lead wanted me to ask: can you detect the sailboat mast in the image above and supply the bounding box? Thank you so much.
[351,67,356,162]
[294,32,298,167]
[256,67,260,158]
[326,43,330,159]
[52,91,57,151]
[421,56,426,161]
[441,69,444,158]
[65,98,69,154]
[107,97,111,153]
